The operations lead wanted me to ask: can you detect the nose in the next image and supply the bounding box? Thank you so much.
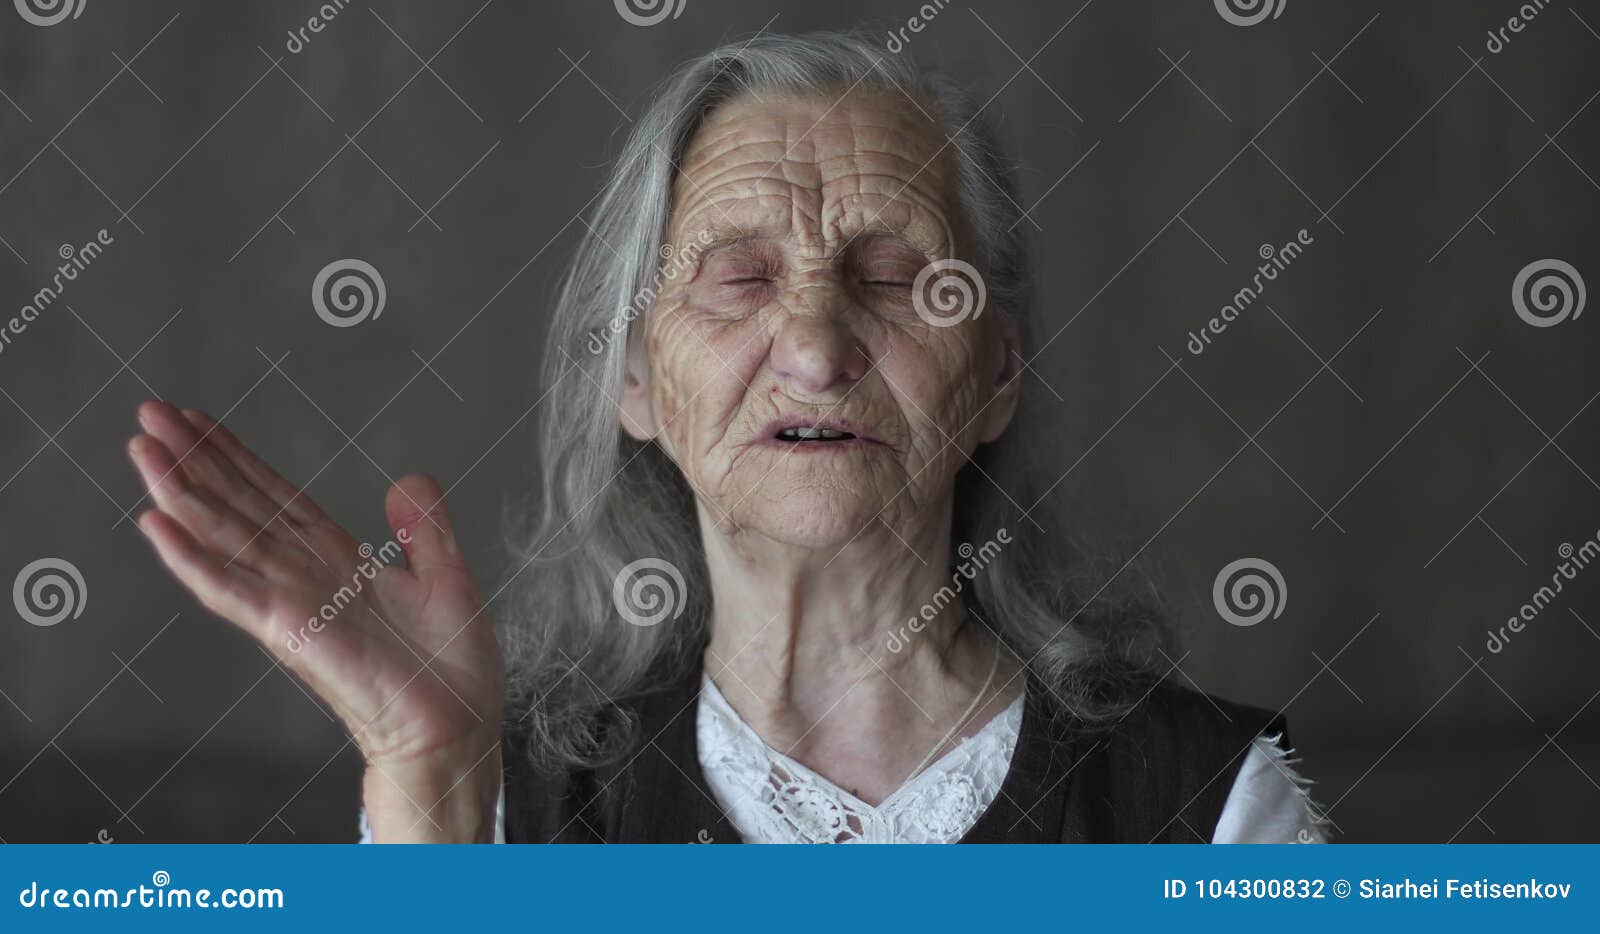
[769,314,868,396]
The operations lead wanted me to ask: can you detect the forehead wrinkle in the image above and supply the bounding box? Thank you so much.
[684,139,950,203]
[829,204,949,259]
[679,155,821,216]
[671,191,795,246]
[678,92,949,195]
[681,151,944,216]
[674,184,828,253]
[678,111,789,171]
[675,158,954,241]
[670,93,961,258]
[673,150,811,233]
[679,137,808,194]
[681,186,951,260]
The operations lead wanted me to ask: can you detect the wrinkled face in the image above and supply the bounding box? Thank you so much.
[620,88,1021,549]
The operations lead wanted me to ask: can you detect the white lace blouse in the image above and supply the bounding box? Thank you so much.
[360,679,1328,844]
[697,674,1022,844]
[695,675,1327,844]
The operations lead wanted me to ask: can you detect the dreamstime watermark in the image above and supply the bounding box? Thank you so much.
[1485,0,1554,54]
[1511,258,1585,327]
[1214,0,1286,27]
[14,0,86,27]
[912,258,986,328]
[311,258,386,327]
[2,229,114,361]
[612,558,686,627]
[1485,531,1599,654]
[283,0,354,55]
[17,871,284,911]
[285,532,409,653]
[884,0,955,54]
[614,0,684,27]
[885,528,1011,653]
[1212,557,1287,627]
[13,557,87,627]
[1186,228,1314,355]
[587,230,714,355]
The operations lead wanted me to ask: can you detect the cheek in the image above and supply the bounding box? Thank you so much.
[883,329,991,440]
[646,303,769,461]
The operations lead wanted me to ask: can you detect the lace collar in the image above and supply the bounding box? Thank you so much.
[696,675,1024,844]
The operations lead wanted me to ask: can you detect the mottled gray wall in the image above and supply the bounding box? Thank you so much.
[1,0,1597,842]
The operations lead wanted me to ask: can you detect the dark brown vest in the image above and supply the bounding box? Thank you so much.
[502,665,1285,843]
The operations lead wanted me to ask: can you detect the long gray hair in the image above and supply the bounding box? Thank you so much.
[501,29,1169,771]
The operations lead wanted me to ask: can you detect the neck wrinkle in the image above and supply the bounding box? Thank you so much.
[698,499,1003,755]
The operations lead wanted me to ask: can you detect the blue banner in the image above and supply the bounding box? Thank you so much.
[1,845,1592,931]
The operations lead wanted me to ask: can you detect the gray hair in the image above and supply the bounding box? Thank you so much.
[501,29,1170,771]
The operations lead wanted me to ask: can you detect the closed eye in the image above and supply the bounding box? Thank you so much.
[854,248,923,290]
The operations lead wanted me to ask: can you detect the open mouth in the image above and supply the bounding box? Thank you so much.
[775,426,857,443]
[759,415,881,450]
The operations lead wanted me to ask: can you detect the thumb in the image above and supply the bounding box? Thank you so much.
[384,473,466,576]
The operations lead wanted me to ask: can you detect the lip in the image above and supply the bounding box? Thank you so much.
[754,415,887,450]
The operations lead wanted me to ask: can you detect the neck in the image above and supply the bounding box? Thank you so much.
[699,501,1019,798]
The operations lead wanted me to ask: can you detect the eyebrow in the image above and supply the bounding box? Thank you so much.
[694,222,773,254]
[685,218,942,258]
[839,226,943,258]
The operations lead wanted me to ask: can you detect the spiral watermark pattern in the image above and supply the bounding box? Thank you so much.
[1214,0,1285,27]
[13,557,87,627]
[14,0,85,26]
[1212,557,1287,627]
[614,0,685,27]
[1511,259,1585,327]
[912,258,987,328]
[311,258,387,328]
[612,558,686,627]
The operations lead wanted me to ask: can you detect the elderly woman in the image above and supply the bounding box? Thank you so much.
[125,32,1324,844]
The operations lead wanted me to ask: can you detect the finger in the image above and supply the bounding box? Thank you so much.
[128,433,277,568]
[384,474,467,578]
[137,508,269,627]
[179,408,328,526]
[138,401,292,535]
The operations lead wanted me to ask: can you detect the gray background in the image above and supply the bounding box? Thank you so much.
[2,0,1598,842]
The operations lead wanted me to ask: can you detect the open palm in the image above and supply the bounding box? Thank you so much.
[127,401,503,839]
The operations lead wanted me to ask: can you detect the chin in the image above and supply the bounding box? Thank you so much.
[733,486,888,550]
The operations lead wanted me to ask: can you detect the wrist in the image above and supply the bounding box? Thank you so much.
[361,731,501,843]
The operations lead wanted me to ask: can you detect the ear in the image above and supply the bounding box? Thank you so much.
[618,327,657,441]
[975,315,1022,445]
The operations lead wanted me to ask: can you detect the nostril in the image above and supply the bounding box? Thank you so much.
[841,341,869,381]
[771,323,869,394]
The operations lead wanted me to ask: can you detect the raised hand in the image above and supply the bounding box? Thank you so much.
[126,401,503,842]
